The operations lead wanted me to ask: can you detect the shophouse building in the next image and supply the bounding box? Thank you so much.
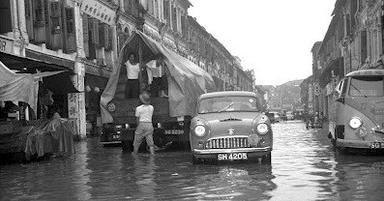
[304,0,384,121]
[0,0,253,139]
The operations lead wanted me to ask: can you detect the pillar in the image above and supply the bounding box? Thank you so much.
[68,2,86,139]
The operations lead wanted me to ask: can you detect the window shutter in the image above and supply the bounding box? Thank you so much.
[164,0,170,24]
[83,14,89,57]
[92,19,100,46]
[25,0,35,39]
[99,22,106,47]
[88,17,96,59]
[0,0,12,34]
[48,0,62,50]
[63,7,76,53]
[105,27,113,51]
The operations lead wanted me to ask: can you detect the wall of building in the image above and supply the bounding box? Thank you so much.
[0,0,254,139]
[306,0,384,120]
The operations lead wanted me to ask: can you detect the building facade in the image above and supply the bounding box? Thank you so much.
[0,0,253,139]
[303,0,384,121]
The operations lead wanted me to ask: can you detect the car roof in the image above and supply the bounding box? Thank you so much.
[346,69,384,77]
[198,91,257,100]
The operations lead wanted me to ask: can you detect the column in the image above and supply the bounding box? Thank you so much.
[68,2,86,139]
[120,0,125,12]
[16,0,28,56]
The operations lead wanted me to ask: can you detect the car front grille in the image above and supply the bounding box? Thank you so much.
[205,137,250,149]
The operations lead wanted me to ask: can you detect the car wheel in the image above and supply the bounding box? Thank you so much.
[192,155,202,164]
[261,153,271,164]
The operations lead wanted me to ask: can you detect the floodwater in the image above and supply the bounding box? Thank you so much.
[1,121,384,201]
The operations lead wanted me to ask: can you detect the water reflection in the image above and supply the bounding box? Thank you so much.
[126,154,157,200]
[2,123,384,200]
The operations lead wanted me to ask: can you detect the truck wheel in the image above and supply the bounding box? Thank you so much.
[122,140,133,152]
[192,155,202,164]
[261,153,271,164]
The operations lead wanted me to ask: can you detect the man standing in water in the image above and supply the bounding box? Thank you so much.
[133,91,155,155]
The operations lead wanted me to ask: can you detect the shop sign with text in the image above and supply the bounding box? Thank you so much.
[0,36,13,54]
[80,0,116,25]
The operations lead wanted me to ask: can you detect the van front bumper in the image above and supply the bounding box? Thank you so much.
[336,139,384,149]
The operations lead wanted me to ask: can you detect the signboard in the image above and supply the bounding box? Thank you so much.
[80,0,116,25]
[0,36,13,54]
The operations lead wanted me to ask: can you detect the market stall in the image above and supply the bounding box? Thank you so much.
[0,61,76,163]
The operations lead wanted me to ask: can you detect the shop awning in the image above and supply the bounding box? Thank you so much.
[0,52,79,95]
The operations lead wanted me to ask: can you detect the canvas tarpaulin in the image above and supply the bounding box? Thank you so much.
[0,61,64,113]
[100,31,216,123]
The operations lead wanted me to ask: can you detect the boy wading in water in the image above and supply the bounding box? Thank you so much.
[133,91,155,155]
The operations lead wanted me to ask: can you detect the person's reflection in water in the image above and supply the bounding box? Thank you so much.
[131,155,157,200]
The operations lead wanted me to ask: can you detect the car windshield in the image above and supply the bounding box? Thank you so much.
[198,96,259,114]
[349,76,384,97]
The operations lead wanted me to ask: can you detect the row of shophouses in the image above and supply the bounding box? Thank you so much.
[301,0,384,120]
[0,0,254,138]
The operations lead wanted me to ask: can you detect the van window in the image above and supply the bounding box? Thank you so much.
[349,76,384,97]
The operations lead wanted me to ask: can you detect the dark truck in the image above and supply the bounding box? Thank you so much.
[99,32,215,151]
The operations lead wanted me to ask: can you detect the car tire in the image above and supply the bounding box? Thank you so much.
[192,155,202,164]
[261,153,271,164]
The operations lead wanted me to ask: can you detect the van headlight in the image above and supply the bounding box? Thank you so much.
[194,125,206,137]
[257,123,269,135]
[349,117,362,129]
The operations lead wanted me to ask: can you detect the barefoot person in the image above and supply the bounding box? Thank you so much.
[133,91,155,154]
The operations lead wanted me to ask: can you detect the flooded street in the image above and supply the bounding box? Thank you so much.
[2,121,384,201]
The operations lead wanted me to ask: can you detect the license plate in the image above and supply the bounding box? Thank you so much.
[217,153,248,161]
[371,142,384,149]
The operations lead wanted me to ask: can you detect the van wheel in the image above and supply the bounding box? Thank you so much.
[192,155,202,164]
[261,153,271,164]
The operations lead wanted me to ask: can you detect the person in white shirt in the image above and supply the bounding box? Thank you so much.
[125,53,140,98]
[133,91,155,154]
[146,57,168,97]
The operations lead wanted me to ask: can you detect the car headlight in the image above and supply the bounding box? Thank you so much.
[257,123,269,135]
[194,125,206,137]
[349,117,362,129]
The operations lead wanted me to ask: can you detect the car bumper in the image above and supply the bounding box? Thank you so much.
[192,147,272,159]
[336,139,384,149]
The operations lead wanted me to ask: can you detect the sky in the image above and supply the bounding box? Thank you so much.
[189,0,335,86]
